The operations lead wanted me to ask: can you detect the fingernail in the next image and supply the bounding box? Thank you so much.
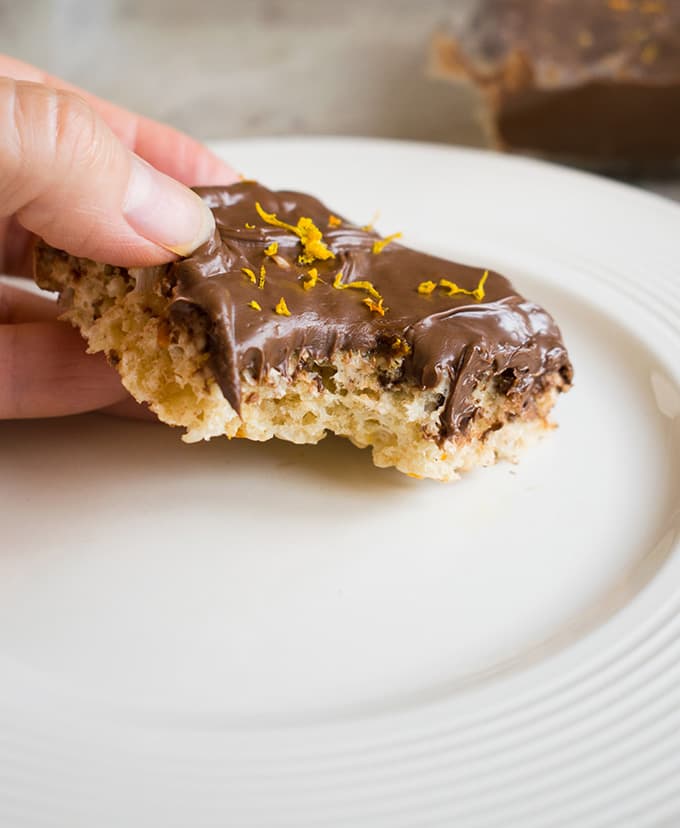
[123,155,215,256]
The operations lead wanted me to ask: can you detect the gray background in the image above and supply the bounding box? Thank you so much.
[0,0,678,200]
[0,0,479,142]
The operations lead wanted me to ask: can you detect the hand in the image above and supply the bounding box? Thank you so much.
[0,54,237,419]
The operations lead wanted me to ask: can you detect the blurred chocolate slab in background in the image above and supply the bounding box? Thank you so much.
[431,0,680,174]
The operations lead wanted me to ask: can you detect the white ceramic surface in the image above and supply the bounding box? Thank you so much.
[1,138,679,827]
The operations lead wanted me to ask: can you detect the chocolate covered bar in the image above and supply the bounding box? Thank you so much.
[35,182,572,481]
[432,0,680,169]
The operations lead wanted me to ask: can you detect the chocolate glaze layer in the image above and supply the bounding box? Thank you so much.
[168,182,571,436]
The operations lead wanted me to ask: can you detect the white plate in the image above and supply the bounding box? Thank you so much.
[1,138,679,827]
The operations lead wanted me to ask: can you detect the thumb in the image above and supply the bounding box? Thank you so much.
[0,78,216,267]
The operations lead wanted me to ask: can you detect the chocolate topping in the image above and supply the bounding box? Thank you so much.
[168,182,571,436]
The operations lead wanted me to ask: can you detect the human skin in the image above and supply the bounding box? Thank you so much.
[0,54,238,419]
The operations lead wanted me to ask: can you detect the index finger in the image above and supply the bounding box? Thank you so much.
[0,54,237,187]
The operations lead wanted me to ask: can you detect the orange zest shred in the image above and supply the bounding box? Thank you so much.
[438,270,488,302]
[241,267,257,284]
[417,280,437,295]
[332,271,387,315]
[264,241,279,257]
[363,297,386,316]
[302,268,319,290]
[328,214,342,227]
[275,297,291,316]
[472,270,489,301]
[248,300,262,311]
[438,278,465,296]
[372,232,403,255]
[333,271,382,301]
[391,337,411,356]
[296,219,335,264]
[254,202,335,265]
[258,264,266,290]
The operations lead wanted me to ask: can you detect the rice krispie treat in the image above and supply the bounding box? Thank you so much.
[35,181,572,481]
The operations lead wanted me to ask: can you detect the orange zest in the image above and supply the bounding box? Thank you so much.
[301,268,319,290]
[372,232,403,255]
[255,202,335,265]
[275,297,291,316]
[417,280,437,295]
[333,271,382,300]
[437,270,488,302]
[363,297,386,316]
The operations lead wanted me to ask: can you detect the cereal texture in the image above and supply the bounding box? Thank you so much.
[35,245,569,481]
